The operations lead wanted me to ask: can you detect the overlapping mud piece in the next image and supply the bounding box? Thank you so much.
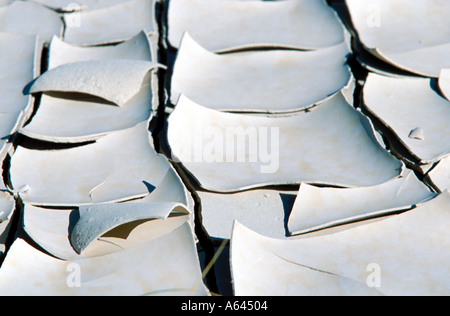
[346,0,450,77]
[0,223,209,296]
[63,0,158,45]
[287,170,435,235]
[167,0,346,52]
[29,60,162,106]
[47,31,156,70]
[22,166,193,260]
[167,94,403,192]
[231,191,450,296]
[22,59,162,143]
[23,203,190,260]
[170,33,352,113]
[11,121,172,206]
[362,72,450,165]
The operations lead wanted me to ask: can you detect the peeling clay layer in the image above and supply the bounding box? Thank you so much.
[23,202,191,260]
[346,0,450,77]
[29,60,164,107]
[70,202,190,255]
[170,33,352,113]
[168,94,403,192]
[20,86,155,143]
[47,31,155,70]
[63,0,158,45]
[20,31,161,143]
[10,122,172,206]
[0,223,209,296]
[287,170,436,236]
[168,0,346,51]
[231,192,450,296]
[362,73,450,164]
[20,73,157,143]
[21,162,193,261]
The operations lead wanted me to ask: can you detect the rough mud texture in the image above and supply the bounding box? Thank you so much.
[0,0,449,296]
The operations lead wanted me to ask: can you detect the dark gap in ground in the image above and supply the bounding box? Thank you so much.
[16,134,95,151]
[419,161,444,194]
[1,152,12,191]
[0,196,23,268]
[279,192,297,237]
[149,0,170,147]
[154,0,222,295]
[430,78,448,100]
[169,160,221,295]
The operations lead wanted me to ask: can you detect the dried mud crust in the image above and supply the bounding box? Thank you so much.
[0,0,448,296]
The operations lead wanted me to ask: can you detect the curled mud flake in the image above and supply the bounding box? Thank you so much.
[231,192,450,296]
[48,31,155,70]
[408,127,425,141]
[11,122,172,206]
[167,93,402,192]
[29,60,163,106]
[0,223,209,295]
[363,73,450,164]
[168,0,346,52]
[346,0,450,77]
[170,33,351,113]
[287,170,435,236]
[63,0,158,46]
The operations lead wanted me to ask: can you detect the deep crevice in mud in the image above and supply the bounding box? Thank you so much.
[0,196,22,268]
[421,161,445,194]
[169,160,221,294]
[154,0,222,295]
[1,153,11,191]
[149,0,169,144]
[16,134,96,151]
